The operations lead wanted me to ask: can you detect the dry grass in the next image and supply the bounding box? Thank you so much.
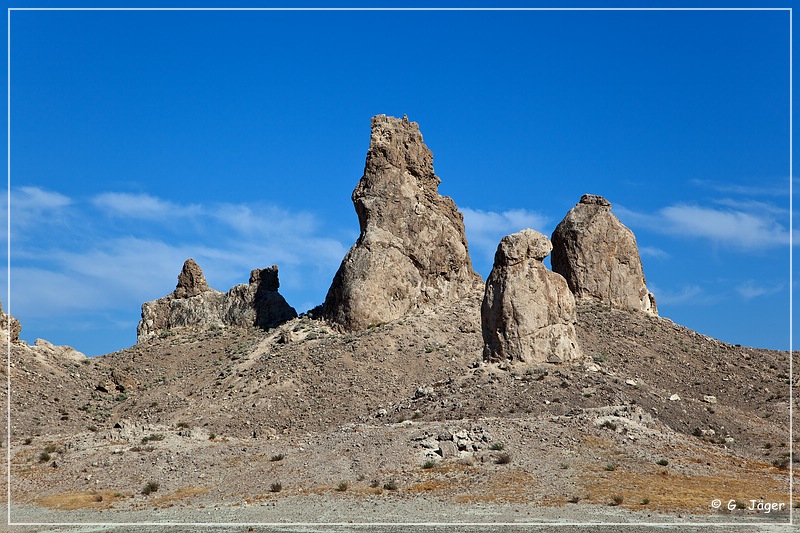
[37,490,123,510]
[579,468,789,512]
[454,470,537,504]
[151,486,209,506]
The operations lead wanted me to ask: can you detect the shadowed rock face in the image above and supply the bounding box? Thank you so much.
[323,114,482,331]
[482,229,582,365]
[551,194,657,315]
[137,260,296,342]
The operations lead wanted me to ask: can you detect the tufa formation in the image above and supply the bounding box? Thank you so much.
[137,259,296,342]
[482,229,582,365]
[323,114,482,330]
[1,299,21,344]
[551,194,657,315]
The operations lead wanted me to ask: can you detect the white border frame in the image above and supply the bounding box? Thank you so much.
[5,5,794,529]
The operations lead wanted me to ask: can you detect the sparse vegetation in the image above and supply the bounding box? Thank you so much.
[23,437,33,445]
[422,460,436,469]
[142,481,160,495]
[209,433,216,440]
[336,481,348,492]
[270,482,282,493]
[600,420,617,431]
[641,498,650,505]
[489,442,505,451]
[141,434,165,443]
[610,495,624,506]
[271,453,285,462]
[383,481,398,491]
[38,452,51,463]
[656,459,669,466]
[495,453,512,465]
[604,463,616,471]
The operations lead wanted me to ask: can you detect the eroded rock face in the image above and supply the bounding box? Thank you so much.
[1,300,21,343]
[323,114,482,330]
[482,229,582,365]
[173,258,212,299]
[551,194,657,315]
[137,260,297,342]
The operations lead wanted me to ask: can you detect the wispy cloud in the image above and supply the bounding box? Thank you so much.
[639,246,669,259]
[690,178,790,197]
[8,187,350,340]
[617,202,794,251]
[648,283,706,306]
[461,207,549,271]
[93,192,202,220]
[735,281,785,300]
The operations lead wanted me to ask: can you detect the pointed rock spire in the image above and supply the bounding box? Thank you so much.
[323,114,482,330]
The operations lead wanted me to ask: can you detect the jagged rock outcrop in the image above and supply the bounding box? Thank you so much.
[137,259,297,342]
[173,258,212,298]
[1,300,21,343]
[323,114,482,330]
[551,194,657,315]
[482,229,582,365]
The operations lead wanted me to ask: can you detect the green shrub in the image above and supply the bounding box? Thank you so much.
[604,463,616,471]
[38,452,51,463]
[271,453,285,462]
[270,482,282,493]
[142,481,159,495]
[610,495,623,506]
[336,481,348,492]
[656,459,669,466]
[383,481,398,491]
[422,460,436,469]
[489,442,504,451]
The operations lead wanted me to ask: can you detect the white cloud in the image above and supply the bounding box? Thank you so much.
[690,179,789,197]
[735,281,785,300]
[647,283,704,305]
[92,192,203,220]
[461,207,549,269]
[617,202,793,251]
[639,246,669,259]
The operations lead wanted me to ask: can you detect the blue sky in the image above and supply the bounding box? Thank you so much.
[5,4,795,355]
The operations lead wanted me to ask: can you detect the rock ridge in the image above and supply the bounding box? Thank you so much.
[137,259,296,342]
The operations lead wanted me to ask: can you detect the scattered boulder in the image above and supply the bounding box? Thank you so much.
[551,194,657,314]
[482,229,582,365]
[323,114,482,331]
[137,259,297,342]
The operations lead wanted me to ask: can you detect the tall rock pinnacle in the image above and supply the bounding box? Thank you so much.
[323,114,482,330]
[551,194,657,315]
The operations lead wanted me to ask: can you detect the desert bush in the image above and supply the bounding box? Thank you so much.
[567,495,580,503]
[422,460,436,469]
[336,481,348,492]
[489,442,505,451]
[641,498,650,505]
[610,495,623,506]
[271,453,285,462]
[495,453,512,465]
[383,481,398,491]
[604,463,616,471]
[142,481,160,495]
[270,482,282,493]
[656,459,669,466]
[38,452,51,463]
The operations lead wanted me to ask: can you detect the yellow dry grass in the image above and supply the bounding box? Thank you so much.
[151,486,209,506]
[578,467,790,513]
[37,490,123,510]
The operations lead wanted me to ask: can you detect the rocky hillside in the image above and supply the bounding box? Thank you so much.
[4,115,793,523]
